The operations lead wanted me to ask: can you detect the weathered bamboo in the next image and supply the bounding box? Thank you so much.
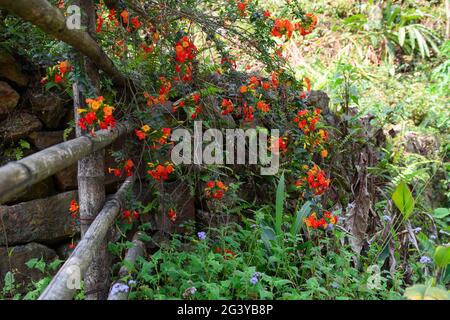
[76,0,110,300]
[0,121,133,204]
[0,0,127,86]
[107,232,146,300]
[38,176,135,300]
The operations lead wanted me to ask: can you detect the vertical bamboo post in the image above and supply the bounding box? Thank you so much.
[73,0,109,300]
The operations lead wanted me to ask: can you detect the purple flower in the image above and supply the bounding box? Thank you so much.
[197,231,206,240]
[382,215,392,222]
[420,256,432,264]
[250,272,262,285]
[189,287,197,294]
[412,227,422,234]
[326,223,334,231]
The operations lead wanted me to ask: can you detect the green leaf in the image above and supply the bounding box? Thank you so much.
[392,181,414,219]
[404,284,450,300]
[433,208,450,219]
[434,246,450,268]
[290,201,312,236]
[274,172,285,236]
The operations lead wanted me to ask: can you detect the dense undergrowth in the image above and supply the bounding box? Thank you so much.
[0,0,449,300]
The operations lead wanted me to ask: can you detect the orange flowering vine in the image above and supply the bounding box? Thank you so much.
[271,19,295,40]
[296,13,318,36]
[305,211,338,230]
[77,96,115,134]
[148,162,174,181]
[41,60,72,85]
[123,210,139,224]
[108,159,134,178]
[205,180,229,199]
[174,36,198,82]
[135,124,151,141]
[296,164,330,196]
[221,98,234,115]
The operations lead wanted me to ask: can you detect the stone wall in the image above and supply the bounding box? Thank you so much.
[0,49,125,291]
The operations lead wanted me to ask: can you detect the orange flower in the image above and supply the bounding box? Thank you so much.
[58,60,71,76]
[108,168,122,177]
[120,10,129,24]
[168,209,177,222]
[135,129,146,140]
[54,74,63,83]
[321,149,328,158]
[272,19,294,39]
[70,200,79,214]
[103,105,114,116]
[256,101,270,113]
[240,86,248,93]
[131,17,142,29]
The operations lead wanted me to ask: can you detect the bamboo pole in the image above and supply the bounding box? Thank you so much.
[38,177,135,300]
[75,0,109,300]
[107,232,146,300]
[0,121,133,204]
[0,0,127,86]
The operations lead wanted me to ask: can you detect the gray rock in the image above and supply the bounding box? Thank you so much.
[0,243,58,289]
[29,91,67,129]
[0,112,42,143]
[29,131,65,150]
[0,191,79,246]
[0,48,28,87]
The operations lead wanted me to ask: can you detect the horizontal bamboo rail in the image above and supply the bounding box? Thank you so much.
[107,232,145,300]
[0,0,127,86]
[0,121,133,204]
[38,176,135,300]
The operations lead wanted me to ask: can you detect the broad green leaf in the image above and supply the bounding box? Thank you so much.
[392,181,414,219]
[290,201,312,236]
[434,246,450,268]
[404,285,450,300]
[275,172,285,236]
[433,208,450,219]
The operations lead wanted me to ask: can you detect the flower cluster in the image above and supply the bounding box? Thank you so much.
[197,231,207,240]
[269,136,289,154]
[41,60,72,85]
[174,37,198,82]
[172,93,202,120]
[144,77,172,107]
[108,159,134,177]
[77,96,115,133]
[135,124,151,141]
[271,19,294,39]
[296,13,318,36]
[123,209,139,224]
[205,180,228,199]
[301,165,330,195]
[236,0,249,16]
[221,98,234,115]
[305,211,338,230]
[147,162,174,181]
[150,128,172,150]
[293,108,329,153]
[96,7,142,33]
